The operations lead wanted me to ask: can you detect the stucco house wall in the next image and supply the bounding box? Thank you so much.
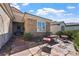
[50,21,66,34]
[50,21,79,34]
[12,11,24,22]
[0,4,14,49]
[24,13,38,33]
[50,24,60,34]
[11,7,51,36]
[24,13,51,36]
[46,19,51,32]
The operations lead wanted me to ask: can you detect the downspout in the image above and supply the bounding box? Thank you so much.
[21,12,26,34]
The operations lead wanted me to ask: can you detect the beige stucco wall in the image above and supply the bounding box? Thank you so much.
[11,7,51,34]
[24,14,39,33]
[46,20,51,32]
[13,12,24,22]
[50,22,65,34]
[0,4,14,20]
[23,13,51,36]
[50,24,60,34]
[24,13,50,33]
[0,6,12,48]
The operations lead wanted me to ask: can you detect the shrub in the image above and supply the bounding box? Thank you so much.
[64,30,79,51]
[23,32,33,41]
[56,30,79,51]
[56,31,64,35]
[72,32,79,51]
[33,36,43,42]
[44,32,52,37]
[56,31,77,39]
[64,31,74,39]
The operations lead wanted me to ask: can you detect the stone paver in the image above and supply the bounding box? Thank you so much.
[10,40,78,56]
[10,37,43,55]
[10,45,41,56]
[10,49,31,56]
[41,52,49,56]
[51,44,64,56]
[1,36,78,56]
[29,46,40,55]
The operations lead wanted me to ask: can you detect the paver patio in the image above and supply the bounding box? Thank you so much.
[0,36,44,56]
[0,36,78,56]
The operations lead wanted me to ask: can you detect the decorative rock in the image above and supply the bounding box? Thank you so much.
[51,48,64,56]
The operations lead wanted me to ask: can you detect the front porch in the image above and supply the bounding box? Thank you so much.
[12,22,24,36]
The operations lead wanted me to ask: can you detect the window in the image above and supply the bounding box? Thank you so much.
[37,21,46,32]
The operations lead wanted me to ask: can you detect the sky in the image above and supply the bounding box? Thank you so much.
[10,3,79,23]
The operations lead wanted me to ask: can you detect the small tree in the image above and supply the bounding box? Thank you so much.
[23,32,33,41]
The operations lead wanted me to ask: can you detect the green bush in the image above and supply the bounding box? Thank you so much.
[23,32,33,41]
[56,30,77,39]
[72,32,79,51]
[64,31,74,39]
[33,36,43,42]
[56,30,79,51]
[56,31,64,36]
[44,32,52,37]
